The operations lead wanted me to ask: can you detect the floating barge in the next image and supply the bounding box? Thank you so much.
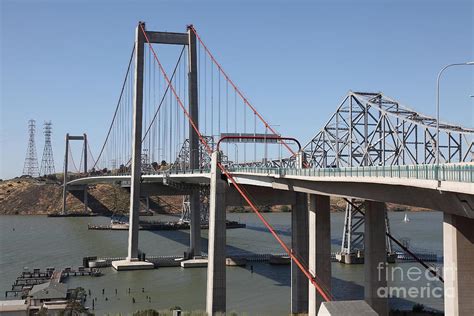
[88,220,246,231]
[84,253,289,268]
[48,211,153,218]
[48,213,98,217]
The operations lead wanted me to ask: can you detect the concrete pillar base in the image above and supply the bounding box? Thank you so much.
[318,300,377,316]
[180,258,208,268]
[111,260,154,271]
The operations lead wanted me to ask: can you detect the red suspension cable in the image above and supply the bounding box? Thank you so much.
[189,26,308,167]
[140,24,332,302]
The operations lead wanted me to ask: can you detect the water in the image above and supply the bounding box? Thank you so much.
[0,211,444,315]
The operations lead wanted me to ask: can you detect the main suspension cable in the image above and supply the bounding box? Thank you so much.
[92,45,135,170]
[189,26,307,166]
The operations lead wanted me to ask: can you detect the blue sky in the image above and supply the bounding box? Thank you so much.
[1,0,473,179]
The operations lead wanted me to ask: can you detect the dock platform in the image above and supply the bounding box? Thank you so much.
[88,220,246,231]
[4,267,102,298]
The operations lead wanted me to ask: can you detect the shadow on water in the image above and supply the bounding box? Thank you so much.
[149,226,352,290]
[244,225,343,246]
[148,225,440,311]
[149,229,292,286]
[331,273,442,312]
[244,224,291,237]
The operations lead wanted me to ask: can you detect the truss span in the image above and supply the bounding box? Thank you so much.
[303,91,473,168]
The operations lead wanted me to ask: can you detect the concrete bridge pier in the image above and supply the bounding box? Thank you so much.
[206,152,227,315]
[83,133,88,213]
[112,22,152,271]
[291,192,309,314]
[189,191,201,257]
[364,201,388,316]
[443,214,474,316]
[140,195,150,212]
[308,194,331,316]
[187,23,201,259]
[83,187,88,212]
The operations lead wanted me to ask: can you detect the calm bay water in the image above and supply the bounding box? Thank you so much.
[0,211,444,315]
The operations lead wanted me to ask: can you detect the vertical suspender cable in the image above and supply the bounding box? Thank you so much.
[211,61,214,137]
[92,45,135,171]
[190,27,306,166]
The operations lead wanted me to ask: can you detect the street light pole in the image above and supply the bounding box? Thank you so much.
[435,62,474,167]
[266,124,280,165]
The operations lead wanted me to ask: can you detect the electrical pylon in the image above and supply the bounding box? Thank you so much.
[40,121,55,176]
[22,119,39,177]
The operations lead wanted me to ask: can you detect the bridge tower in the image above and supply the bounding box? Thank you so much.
[62,133,88,214]
[113,21,202,270]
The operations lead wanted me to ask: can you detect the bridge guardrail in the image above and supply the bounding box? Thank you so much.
[227,164,473,183]
[83,164,472,183]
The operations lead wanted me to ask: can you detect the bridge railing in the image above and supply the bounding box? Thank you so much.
[143,168,211,176]
[228,164,474,183]
[82,164,472,184]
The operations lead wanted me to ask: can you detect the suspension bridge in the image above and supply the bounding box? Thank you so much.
[60,22,473,316]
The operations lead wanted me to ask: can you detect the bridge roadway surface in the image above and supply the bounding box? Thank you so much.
[68,165,474,219]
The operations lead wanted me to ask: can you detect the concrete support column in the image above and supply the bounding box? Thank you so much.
[291,192,309,314]
[83,188,88,213]
[189,191,201,257]
[206,152,227,315]
[127,21,145,261]
[308,194,331,316]
[62,134,69,214]
[443,213,474,316]
[187,25,201,258]
[83,134,88,213]
[364,201,388,316]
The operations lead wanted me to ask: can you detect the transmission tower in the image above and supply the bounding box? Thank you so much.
[22,119,39,177]
[40,121,55,176]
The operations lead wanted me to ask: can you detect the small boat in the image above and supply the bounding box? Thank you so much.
[403,213,410,223]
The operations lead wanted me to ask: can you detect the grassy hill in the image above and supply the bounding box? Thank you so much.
[0,177,183,215]
[0,177,428,215]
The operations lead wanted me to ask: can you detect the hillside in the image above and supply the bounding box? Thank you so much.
[0,177,183,215]
[0,177,429,215]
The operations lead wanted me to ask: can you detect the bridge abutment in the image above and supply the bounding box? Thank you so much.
[308,194,331,316]
[364,201,388,316]
[291,192,309,314]
[206,152,227,315]
[443,213,474,316]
